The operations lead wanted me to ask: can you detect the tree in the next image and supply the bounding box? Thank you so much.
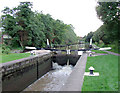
[96,2,119,24]
[85,32,94,42]
[1,2,34,48]
[14,2,34,48]
[1,2,78,48]
[28,12,46,47]
[96,1,119,43]
[63,24,78,44]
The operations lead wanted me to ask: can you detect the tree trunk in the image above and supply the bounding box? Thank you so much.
[19,40,24,49]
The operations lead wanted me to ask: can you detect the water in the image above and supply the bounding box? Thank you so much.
[55,44,86,50]
[24,62,73,91]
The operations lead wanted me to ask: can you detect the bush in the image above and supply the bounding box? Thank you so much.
[96,40,105,48]
[2,44,10,54]
[109,41,119,53]
[95,42,98,46]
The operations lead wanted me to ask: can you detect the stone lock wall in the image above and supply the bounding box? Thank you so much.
[52,53,80,66]
[1,53,52,92]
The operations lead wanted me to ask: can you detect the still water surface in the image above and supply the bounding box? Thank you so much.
[24,62,73,91]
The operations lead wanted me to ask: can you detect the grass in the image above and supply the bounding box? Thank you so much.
[108,48,119,54]
[91,50,107,54]
[1,53,30,63]
[82,54,118,91]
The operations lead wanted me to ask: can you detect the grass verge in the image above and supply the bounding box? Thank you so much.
[108,48,119,54]
[91,50,107,54]
[1,53,30,63]
[82,54,118,91]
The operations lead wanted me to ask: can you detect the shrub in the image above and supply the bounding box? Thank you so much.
[95,42,98,46]
[2,43,10,54]
[109,41,119,53]
[96,40,105,48]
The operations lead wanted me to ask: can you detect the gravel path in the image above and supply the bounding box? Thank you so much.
[103,50,120,56]
[92,44,120,56]
[91,53,108,57]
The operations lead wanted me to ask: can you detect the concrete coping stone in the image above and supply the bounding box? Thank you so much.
[84,72,99,76]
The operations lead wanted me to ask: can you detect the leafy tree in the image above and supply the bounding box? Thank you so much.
[96,1,119,42]
[96,2,119,24]
[1,2,78,49]
[1,2,34,48]
[63,24,78,44]
[85,32,94,42]
[93,25,107,44]
[14,2,34,48]
[52,19,65,44]
[28,12,46,47]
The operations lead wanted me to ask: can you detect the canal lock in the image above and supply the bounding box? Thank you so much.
[23,51,81,91]
[2,45,83,92]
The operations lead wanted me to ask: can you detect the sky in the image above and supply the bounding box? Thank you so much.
[0,0,103,37]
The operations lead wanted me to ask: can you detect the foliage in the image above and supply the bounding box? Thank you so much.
[84,32,94,42]
[93,25,106,44]
[2,43,10,54]
[96,1,119,42]
[91,1,119,53]
[107,41,119,53]
[98,40,105,47]
[96,2,119,24]
[1,2,34,48]
[1,2,78,48]
[62,24,78,44]
[93,23,119,45]
[82,54,118,91]
[108,44,119,53]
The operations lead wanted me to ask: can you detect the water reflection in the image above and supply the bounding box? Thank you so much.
[24,62,73,91]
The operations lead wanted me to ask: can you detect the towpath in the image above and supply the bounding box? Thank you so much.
[103,50,120,56]
[60,53,87,91]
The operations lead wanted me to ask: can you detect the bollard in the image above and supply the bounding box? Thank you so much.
[89,66,95,75]
[31,50,37,55]
[30,51,34,55]
[84,66,99,76]
[89,53,92,56]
